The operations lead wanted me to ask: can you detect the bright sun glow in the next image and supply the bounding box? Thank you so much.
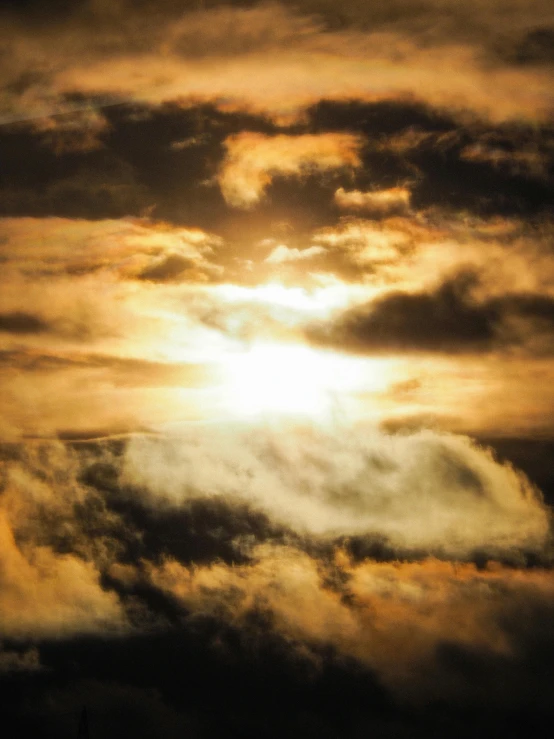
[222,343,393,419]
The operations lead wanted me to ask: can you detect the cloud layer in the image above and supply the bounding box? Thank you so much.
[2,2,554,124]
[1,2,554,735]
[122,422,550,557]
[219,132,361,207]
[0,425,552,736]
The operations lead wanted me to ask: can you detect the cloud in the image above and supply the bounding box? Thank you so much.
[288,0,554,47]
[308,270,554,356]
[145,540,554,707]
[1,97,551,230]
[121,421,550,558]
[306,217,421,281]
[265,244,326,264]
[1,212,554,439]
[1,3,552,125]
[0,311,50,334]
[0,353,220,440]
[0,444,126,638]
[137,254,212,283]
[0,216,223,281]
[315,106,554,219]
[218,132,362,208]
[460,141,548,179]
[1,4,554,732]
[309,271,497,353]
[0,645,40,673]
[499,26,554,66]
[308,212,554,301]
[27,108,110,153]
[0,428,550,730]
[334,186,411,216]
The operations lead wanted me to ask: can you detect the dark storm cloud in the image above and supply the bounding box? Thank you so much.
[3,635,553,739]
[0,312,49,334]
[430,592,554,713]
[4,0,554,51]
[308,271,554,356]
[498,26,554,66]
[106,101,554,223]
[288,0,554,48]
[6,679,200,739]
[0,96,550,237]
[0,118,148,220]
[0,103,279,227]
[409,129,554,218]
[0,0,87,21]
[306,100,554,219]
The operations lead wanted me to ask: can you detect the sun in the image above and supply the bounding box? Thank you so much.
[222,342,391,419]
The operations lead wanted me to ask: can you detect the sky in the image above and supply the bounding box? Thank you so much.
[0,1,553,737]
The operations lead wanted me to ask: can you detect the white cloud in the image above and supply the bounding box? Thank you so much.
[122,420,550,557]
[265,244,326,264]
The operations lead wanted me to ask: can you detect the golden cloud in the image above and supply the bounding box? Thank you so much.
[141,542,554,703]
[334,186,411,215]
[0,217,222,282]
[1,3,552,127]
[218,132,362,208]
[0,429,550,707]
[0,444,126,638]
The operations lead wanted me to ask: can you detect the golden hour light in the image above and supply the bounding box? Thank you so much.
[1,1,554,736]
[220,343,394,419]
[211,281,370,317]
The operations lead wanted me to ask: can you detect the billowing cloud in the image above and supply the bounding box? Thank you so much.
[0,513,125,639]
[0,427,551,734]
[0,443,126,639]
[145,543,554,705]
[121,421,550,558]
[218,132,362,208]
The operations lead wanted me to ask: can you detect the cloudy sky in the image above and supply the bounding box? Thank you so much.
[1,1,553,737]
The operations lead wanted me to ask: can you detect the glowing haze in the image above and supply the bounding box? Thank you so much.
[0,1,553,737]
